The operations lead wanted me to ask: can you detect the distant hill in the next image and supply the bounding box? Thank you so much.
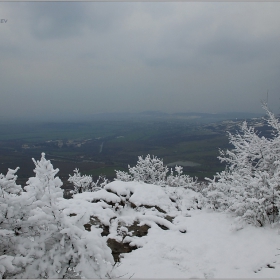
[1,111,264,124]
[86,111,263,123]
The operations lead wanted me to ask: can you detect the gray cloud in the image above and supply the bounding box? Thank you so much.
[31,4,85,40]
[0,2,280,121]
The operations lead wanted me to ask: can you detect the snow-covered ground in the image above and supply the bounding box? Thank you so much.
[60,181,280,278]
[118,209,280,278]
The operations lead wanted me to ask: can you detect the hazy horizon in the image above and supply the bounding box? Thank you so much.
[0,110,264,124]
[1,2,280,122]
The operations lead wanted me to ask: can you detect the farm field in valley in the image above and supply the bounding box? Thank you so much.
[0,112,267,188]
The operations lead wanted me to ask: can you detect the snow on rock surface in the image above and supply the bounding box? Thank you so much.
[59,181,280,278]
[108,181,172,208]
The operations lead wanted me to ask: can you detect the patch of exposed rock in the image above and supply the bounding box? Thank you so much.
[67,181,201,262]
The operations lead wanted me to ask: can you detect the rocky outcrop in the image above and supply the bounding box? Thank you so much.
[107,238,138,263]
[68,181,193,263]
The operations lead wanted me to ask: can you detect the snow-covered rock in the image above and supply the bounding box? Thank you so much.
[60,181,197,263]
[59,180,280,278]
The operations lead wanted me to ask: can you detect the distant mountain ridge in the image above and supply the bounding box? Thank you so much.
[87,111,263,122]
[1,111,264,124]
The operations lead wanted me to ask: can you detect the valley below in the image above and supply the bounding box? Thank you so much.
[0,112,268,188]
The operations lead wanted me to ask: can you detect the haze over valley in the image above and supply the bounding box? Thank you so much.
[0,111,269,189]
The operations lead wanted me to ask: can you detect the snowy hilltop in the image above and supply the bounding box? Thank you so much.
[1,104,280,278]
[61,181,280,278]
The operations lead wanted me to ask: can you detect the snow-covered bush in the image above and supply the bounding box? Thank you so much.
[68,168,93,193]
[204,104,280,227]
[115,155,199,190]
[0,168,23,238]
[91,175,109,191]
[166,165,198,190]
[0,168,33,278]
[68,169,109,193]
[128,155,169,185]
[115,170,133,182]
[0,153,114,278]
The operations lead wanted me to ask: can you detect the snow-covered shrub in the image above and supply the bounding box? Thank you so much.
[128,155,169,185]
[91,175,109,192]
[115,170,133,182]
[68,169,109,193]
[0,168,23,236]
[166,165,197,190]
[204,173,235,211]
[204,104,280,226]
[115,155,200,191]
[196,181,208,194]
[68,168,93,194]
[0,168,33,278]
[225,169,280,227]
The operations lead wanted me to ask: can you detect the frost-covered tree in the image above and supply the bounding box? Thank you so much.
[20,153,68,278]
[115,155,169,185]
[68,169,109,193]
[23,153,114,278]
[0,168,24,237]
[1,153,114,278]
[116,155,199,189]
[91,175,109,192]
[115,170,133,182]
[0,168,32,278]
[205,104,280,227]
[166,165,197,190]
[129,155,169,184]
[68,168,93,194]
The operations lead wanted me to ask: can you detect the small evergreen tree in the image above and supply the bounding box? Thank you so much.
[23,153,114,278]
[1,153,114,278]
[0,168,32,278]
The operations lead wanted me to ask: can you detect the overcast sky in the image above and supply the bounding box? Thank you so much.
[1,2,280,121]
